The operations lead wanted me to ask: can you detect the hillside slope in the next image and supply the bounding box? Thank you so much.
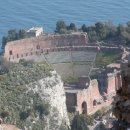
[0,59,69,130]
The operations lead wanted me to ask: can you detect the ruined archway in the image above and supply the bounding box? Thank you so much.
[93,100,97,107]
[82,101,87,114]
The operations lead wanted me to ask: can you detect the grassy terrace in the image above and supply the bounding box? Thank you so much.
[95,51,122,69]
[90,51,122,79]
[54,51,122,82]
[0,61,52,86]
[52,61,92,83]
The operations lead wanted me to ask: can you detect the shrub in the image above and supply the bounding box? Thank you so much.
[19,59,34,67]
[71,114,90,130]
[0,57,13,75]
[94,110,102,119]
[1,111,9,118]
[19,111,30,120]
[35,103,50,118]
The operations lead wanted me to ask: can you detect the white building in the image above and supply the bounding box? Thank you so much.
[27,27,43,37]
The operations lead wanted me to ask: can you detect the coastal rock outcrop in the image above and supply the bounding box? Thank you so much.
[27,71,70,130]
[0,61,69,130]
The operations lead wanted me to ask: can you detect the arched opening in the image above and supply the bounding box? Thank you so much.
[46,49,49,54]
[41,49,43,53]
[9,50,13,55]
[93,100,97,107]
[82,101,87,114]
[17,54,19,58]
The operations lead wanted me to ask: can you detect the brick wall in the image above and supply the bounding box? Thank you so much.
[4,33,88,61]
[66,72,121,114]
[107,73,118,94]
[76,79,101,114]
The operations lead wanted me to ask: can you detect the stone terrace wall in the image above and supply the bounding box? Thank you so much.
[4,32,88,61]
[100,46,123,53]
[5,46,123,63]
[4,31,124,62]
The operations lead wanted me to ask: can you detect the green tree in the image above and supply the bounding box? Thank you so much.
[71,114,89,130]
[117,24,126,36]
[105,21,117,38]
[94,110,103,119]
[116,24,129,44]
[8,29,17,40]
[68,23,77,31]
[95,22,107,39]
[127,21,130,27]
[19,29,27,39]
[56,20,67,33]
[88,30,99,42]
[81,24,87,32]
[99,122,105,130]
[2,36,7,49]
[1,29,27,51]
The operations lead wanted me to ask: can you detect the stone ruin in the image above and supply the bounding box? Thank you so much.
[3,31,123,63]
[4,32,88,62]
[3,31,126,118]
[65,67,122,115]
[113,54,130,130]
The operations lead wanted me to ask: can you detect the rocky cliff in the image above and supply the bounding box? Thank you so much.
[27,71,70,130]
[0,59,69,130]
[113,54,130,129]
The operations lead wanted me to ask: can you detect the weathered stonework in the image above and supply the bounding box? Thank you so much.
[3,32,124,118]
[65,69,121,115]
[4,32,88,62]
[3,32,124,63]
[27,71,70,130]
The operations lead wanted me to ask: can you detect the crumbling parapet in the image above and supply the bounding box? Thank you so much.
[65,69,121,115]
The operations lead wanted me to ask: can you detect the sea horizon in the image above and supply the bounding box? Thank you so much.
[1,0,130,47]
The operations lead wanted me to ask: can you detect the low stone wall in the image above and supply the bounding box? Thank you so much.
[4,31,123,62]
[4,32,88,61]
[5,45,123,63]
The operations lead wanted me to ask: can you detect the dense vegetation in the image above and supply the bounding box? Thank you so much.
[2,29,27,50]
[71,114,90,130]
[69,107,110,130]
[0,57,52,129]
[55,20,130,45]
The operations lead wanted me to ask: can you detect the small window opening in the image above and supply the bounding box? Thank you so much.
[9,50,13,55]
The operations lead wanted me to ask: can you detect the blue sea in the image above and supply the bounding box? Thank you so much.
[1,0,130,46]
